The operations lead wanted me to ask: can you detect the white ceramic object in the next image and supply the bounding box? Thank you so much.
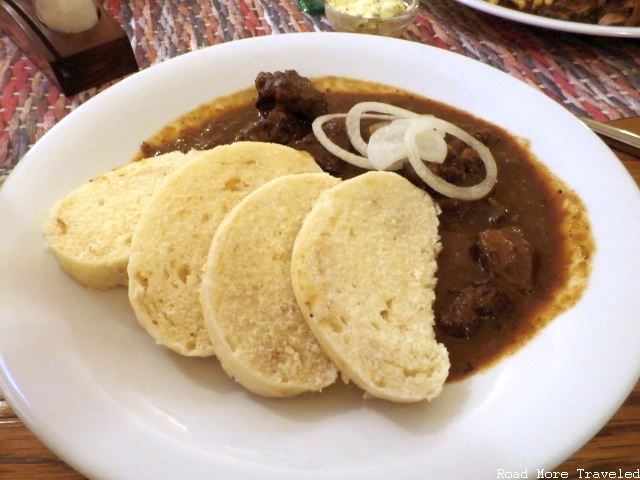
[454,0,640,37]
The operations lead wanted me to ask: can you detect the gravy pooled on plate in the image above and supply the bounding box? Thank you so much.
[139,71,594,381]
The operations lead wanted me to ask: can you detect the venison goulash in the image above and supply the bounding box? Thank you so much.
[139,71,593,381]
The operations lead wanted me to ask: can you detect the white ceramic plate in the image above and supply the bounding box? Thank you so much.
[1,33,639,480]
[453,0,640,37]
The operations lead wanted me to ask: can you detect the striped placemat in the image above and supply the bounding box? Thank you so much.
[1,0,639,184]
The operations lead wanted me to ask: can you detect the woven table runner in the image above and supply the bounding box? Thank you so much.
[1,0,639,184]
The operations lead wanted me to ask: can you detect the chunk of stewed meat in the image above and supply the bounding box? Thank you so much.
[438,284,510,338]
[433,137,487,187]
[291,134,345,175]
[234,110,310,145]
[291,118,350,175]
[254,70,328,121]
[476,226,537,293]
[400,134,493,198]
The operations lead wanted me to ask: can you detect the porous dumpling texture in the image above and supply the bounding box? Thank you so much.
[43,151,190,289]
[200,173,340,396]
[291,171,449,402]
[127,142,321,357]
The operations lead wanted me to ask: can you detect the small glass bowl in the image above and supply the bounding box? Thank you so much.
[324,0,419,37]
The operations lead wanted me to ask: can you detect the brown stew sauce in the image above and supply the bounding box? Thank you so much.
[139,78,593,382]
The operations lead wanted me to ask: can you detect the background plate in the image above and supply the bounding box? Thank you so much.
[453,0,640,37]
[1,32,639,480]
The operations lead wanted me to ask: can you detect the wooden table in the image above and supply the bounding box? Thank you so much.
[1,0,639,478]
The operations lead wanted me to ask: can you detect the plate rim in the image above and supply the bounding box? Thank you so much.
[452,0,640,37]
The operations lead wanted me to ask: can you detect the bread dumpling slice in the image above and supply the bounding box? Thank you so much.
[127,142,321,357]
[200,173,340,397]
[290,171,450,403]
[43,151,191,290]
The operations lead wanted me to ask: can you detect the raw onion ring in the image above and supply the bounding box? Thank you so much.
[345,102,420,156]
[312,113,373,169]
[367,117,448,170]
[367,118,447,170]
[404,117,497,201]
[311,102,498,201]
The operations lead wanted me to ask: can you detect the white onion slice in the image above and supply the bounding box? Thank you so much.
[404,118,498,201]
[311,102,498,201]
[367,118,447,170]
[312,114,373,169]
[345,102,421,156]
[396,118,449,165]
[367,120,411,170]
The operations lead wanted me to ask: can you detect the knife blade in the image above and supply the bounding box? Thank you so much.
[580,116,640,159]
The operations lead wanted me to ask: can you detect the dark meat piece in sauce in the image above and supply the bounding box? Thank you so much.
[436,137,486,187]
[254,70,328,120]
[236,70,329,144]
[439,283,511,338]
[291,118,349,175]
[235,110,309,145]
[476,226,537,293]
[400,131,500,201]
